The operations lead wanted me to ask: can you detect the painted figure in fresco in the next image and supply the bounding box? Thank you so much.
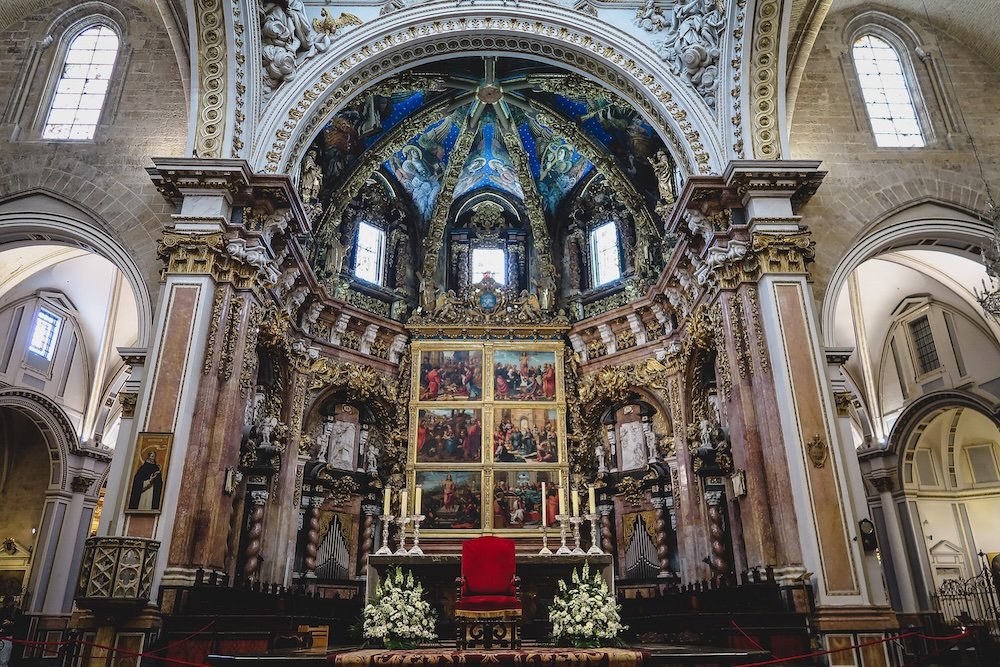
[128,452,162,511]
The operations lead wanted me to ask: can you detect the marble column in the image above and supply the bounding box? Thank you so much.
[870,475,917,613]
[243,489,269,581]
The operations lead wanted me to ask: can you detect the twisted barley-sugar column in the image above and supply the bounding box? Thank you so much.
[651,496,672,577]
[303,495,324,578]
[705,490,729,578]
[359,503,378,575]
[598,504,614,554]
[243,490,269,580]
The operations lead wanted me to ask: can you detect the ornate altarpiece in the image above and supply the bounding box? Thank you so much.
[404,277,571,539]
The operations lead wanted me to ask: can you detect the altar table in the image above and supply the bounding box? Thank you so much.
[330,647,646,667]
[366,554,613,641]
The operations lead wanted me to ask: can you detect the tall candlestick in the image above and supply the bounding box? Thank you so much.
[588,485,596,515]
[541,482,547,526]
[382,487,391,515]
[400,489,408,517]
[558,485,567,516]
[414,486,422,515]
[572,488,580,517]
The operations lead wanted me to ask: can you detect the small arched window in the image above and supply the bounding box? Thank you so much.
[42,24,120,141]
[590,221,622,287]
[852,34,924,147]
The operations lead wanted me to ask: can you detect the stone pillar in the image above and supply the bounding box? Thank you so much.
[597,502,615,554]
[726,162,894,628]
[868,474,918,613]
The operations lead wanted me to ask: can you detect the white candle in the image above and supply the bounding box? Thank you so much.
[382,487,391,515]
[541,482,547,526]
[558,485,567,516]
[572,488,580,517]
[414,486,422,515]
[400,488,408,516]
[588,485,596,515]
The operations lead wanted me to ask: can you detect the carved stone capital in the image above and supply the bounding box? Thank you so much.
[703,489,724,506]
[249,490,270,506]
[750,230,816,275]
[156,230,280,290]
[118,392,138,419]
[868,475,895,494]
[833,391,854,417]
[71,475,98,493]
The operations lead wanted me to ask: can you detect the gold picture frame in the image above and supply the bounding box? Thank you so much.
[408,340,568,534]
[125,432,173,515]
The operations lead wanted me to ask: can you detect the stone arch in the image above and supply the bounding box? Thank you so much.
[818,198,993,347]
[0,387,79,492]
[886,390,1000,467]
[0,188,155,346]
[249,4,725,178]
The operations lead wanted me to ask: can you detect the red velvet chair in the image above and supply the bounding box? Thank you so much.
[454,536,522,649]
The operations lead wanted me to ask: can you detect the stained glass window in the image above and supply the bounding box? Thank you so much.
[42,25,119,140]
[853,35,924,147]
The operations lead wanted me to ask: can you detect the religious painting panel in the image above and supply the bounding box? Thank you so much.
[492,349,558,402]
[418,348,483,401]
[415,408,484,463]
[491,470,559,529]
[492,407,559,464]
[125,432,173,515]
[415,470,483,531]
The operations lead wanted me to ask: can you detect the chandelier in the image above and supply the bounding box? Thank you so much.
[974,200,1000,322]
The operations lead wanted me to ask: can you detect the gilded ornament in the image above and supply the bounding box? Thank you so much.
[750,231,816,275]
[806,434,829,469]
[615,476,646,507]
[747,287,769,372]
[203,288,226,375]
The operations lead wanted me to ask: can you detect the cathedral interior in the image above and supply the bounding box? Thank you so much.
[0,0,999,665]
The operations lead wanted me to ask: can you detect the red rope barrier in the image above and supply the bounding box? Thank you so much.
[729,621,970,667]
[9,634,216,667]
[728,619,769,653]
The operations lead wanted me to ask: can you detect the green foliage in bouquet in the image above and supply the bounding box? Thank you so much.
[362,567,437,649]
[549,561,626,648]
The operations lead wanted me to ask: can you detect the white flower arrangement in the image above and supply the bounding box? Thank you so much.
[363,566,438,648]
[549,561,626,648]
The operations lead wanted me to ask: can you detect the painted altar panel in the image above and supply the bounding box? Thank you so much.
[409,340,568,535]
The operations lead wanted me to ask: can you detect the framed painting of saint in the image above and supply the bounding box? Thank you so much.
[418,349,483,401]
[125,432,173,514]
[492,470,558,529]
[415,470,483,531]
[492,407,559,464]
[492,350,557,401]
[415,408,483,463]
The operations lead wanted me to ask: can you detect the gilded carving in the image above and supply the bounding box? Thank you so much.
[118,392,138,419]
[203,287,225,375]
[498,126,556,282]
[577,357,674,407]
[751,231,816,275]
[728,297,751,379]
[834,391,853,417]
[747,286,769,372]
[806,434,829,469]
[219,295,244,381]
[239,303,264,399]
[730,0,748,158]
[616,475,646,507]
[194,0,226,158]
[616,328,637,351]
[409,276,569,332]
[157,230,279,294]
[230,0,246,157]
[419,125,477,297]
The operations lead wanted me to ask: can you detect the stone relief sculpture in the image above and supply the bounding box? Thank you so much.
[260,2,361,95]
[635,0,668,33]
[655,0,726,109]
[326,420,357,470]
[619,421,648,470]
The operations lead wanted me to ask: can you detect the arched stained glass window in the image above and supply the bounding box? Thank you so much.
[853,34,924,147]
[43,25,119,140]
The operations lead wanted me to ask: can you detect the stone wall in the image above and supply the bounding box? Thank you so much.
[789,7,1000,305]
[0,0,188,303]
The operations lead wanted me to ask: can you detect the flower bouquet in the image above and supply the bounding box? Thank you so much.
[549,561,626,648]
[362,566,438,649]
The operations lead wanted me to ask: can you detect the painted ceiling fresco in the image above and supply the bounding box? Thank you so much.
[454,120,525,201]
[384,113,462,221]
[301,57,674,229]
[306,90,427,202]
